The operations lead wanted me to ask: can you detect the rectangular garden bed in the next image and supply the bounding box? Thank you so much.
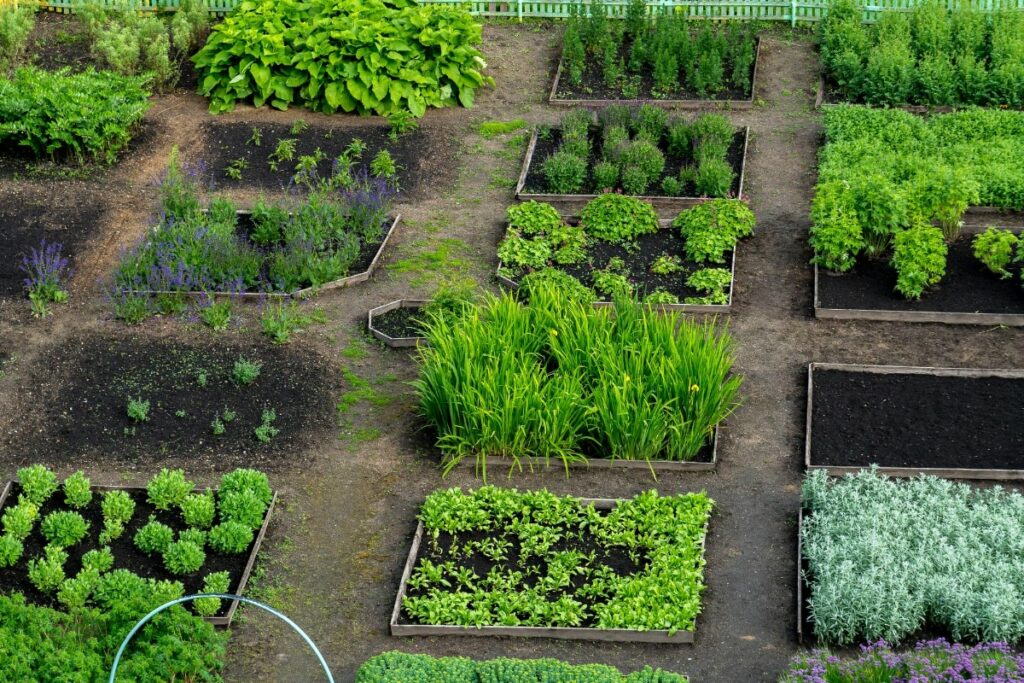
[455,426,719,476]
[0,479,276,627]
[805,363,1024,480]
[814,223,1024,326]
[391,491,712,643]
[516,126,749,216]
[497,218,737,313]
[550,39,761,110]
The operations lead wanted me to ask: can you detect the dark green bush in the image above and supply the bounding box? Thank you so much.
[542,150,588,194]
[0,67,150,164]
[579,193,659,243]
[694,158,734,198]
[193,0,492,116]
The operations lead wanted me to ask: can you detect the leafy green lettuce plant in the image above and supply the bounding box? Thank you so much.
[192,0,492,116]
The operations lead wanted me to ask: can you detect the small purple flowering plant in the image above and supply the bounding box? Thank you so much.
[781,639,1024,683]
[19,239,71,317]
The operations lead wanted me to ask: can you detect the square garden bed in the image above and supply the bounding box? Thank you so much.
[805,363,1024,480]
[391,487,712,643]
[814,224,1024,326]
[516,107,748,215]
[0,466,275,627]
[2,334,336,470]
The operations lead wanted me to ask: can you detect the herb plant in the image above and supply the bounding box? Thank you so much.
[232,357,262,385]
[19,240,71,318]
[0,535,22,568]
[40,511,90,548]
[163,540,206,575]
[674,199,755,264]
[973,227,1020,279]
[891,224,947,300]
[194,571,231,617]
[2,502,37,540]
[254,409,279,443]
[147,469,195,510]
[17,465,58,506]
[579,194,659,243]
[135,517,175,555]
[62,471,92,509]
[126,397,150,423]
[28,545,66,593]
[208,521,254,554]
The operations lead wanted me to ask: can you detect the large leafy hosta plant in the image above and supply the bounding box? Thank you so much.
[192,0,492,116]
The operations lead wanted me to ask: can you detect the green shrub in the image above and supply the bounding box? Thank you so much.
[891,224,947,300]
[28,545,67,593]
[579,194,659,243]
[163,540,206,575]
[685,268,732,306]
[2,501,37,540]
[181,491,217,529]
[208,521,254,555]
[592,161,619,190]
[135,517,175,555]
[507,201,564,236]
[810,209,864,273]
[62,471,92,509]
[694,158,734,197]
[973,227,1020,279]
[194,571,231,617]
[356,651,689,682]
[99,490,135,544]
[81,547,115,574]
[0,67,150,164]
[632,104,668,143]
[40,511,90,548]
[232,357,262,385]
[542,150,588,194]
[147,469,194,510]
[0,4,34,73]
[619,139,665,192]
[674,199,755,264]
[193,0,492,116]
[498,233,551,271]
[0,534,22,568]
[915,53,956,105]
[218,490,267,530]
[17,465,57,506]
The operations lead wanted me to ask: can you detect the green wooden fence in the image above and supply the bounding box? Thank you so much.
[28,0,1024,21]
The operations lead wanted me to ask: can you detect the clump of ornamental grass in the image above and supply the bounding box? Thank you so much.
[414,283,741,477]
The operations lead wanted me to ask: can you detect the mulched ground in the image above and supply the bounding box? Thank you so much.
[0,483,261,617]
[3,334,337,470]
[371,305,424,341]
[810,368,1024,470]
[200,122,435,196]
[522,127,745,198]
[816,238,1024,314]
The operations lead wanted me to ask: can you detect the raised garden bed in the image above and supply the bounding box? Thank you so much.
[797,469,1024,645]
[0,468,275,627]
[391,488,712,643]
[814,224,1024,326]
[3,335,336,469]
[201,121,434,195]
[367,299,428,348]
[516,122,748,216]
[805,363,1024,480]
[551,38,761,108]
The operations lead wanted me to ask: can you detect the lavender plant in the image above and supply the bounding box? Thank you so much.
[19,240,71,318]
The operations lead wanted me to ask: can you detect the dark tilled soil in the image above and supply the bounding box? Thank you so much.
[810,369,1024,470]
[27,12,93,73]
[504,226,734,301]
[371,306,425,341]
[2,334,337,471]
[199,121,443,198]
[0,483,259,618]
[0,185,107,296]
[523,127,745,197]
[553,38,757,103]
[817,239,1024,314]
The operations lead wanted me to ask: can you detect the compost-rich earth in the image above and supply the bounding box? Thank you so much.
[4,335,336,469]
[0,483,262,618]
[502,224,734,303]
[201,122,437,196]
[0,187,106,296]
[817,239,1024,315]
[371,306,425,341]
[810,368,1024,470]
[522,128,745,198]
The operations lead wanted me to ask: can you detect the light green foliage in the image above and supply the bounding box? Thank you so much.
[219,468,273,508]
[499,202,588,272]
[685,268,732,306]
[254,409,279,443]
[147,469,194,511]
[580,194,659,243]
[507,201,564,236]
[193,0,492,116]
[17,464,58,506]
[693,158,734,198]
[41,511,90,548]
[803,468,1024,644]
[973,227,1020,279]
[592,267,633,300]
[163,540,206,575]
[370,149,397,179]
[356,651,689,682]
[519,269,596,305]
[194,571,231,617]
[78,1,185,91]
[134,517,175,555]
[178,528,207,549]
[0,4,35,73]
[403,487,712,633]
[232,357,262,385]
[2,501,37,540]
[99,490,135,543]
[260,301,326,344]
[208,521,254,554]
[180,491,216,529]
[498,233,552,271]
[476,119,527,138]
[643,289,679,305]
[28,545,67,593]
[0,534,23,568]
[415,285,741,471]
[218,490,267,530]
[57,569,100,610]
[674,199,755,264]
[81,547,115,574]
[891,224,947,300]
[650,253,682,276]
[126,397,150,422]
[63,471,93,509]
[0,67,149,164]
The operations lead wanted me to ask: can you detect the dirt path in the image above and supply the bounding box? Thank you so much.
[1,20,1022,683]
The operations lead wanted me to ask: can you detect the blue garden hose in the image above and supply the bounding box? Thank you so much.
[108,593,334,683]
